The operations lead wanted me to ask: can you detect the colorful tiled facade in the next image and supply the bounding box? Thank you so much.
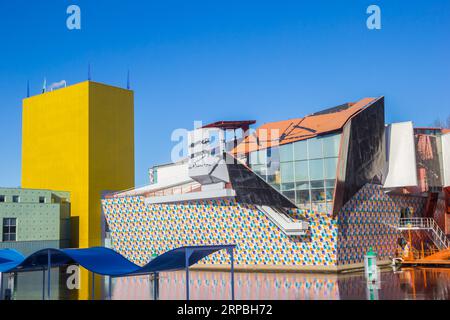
[102,197,338,267]
[102,183,428,269]
[337,184,426,265]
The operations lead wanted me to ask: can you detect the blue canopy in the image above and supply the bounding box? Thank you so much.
[0,249,25,273]
[0,245,235,276]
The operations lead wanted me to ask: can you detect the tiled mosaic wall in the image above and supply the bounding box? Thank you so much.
[337,184,426,265]
[102,183,427,268]
[102,198,338,267]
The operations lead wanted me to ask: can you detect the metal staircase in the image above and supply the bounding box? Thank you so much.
[398,218,450,250]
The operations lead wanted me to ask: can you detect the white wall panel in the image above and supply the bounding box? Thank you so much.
[442,133,450,187]
[383,122,418,188]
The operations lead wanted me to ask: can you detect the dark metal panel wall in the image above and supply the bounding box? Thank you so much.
[333,97,386,215]
[226,161,296,208]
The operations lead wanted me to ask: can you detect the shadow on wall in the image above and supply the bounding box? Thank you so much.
[70,217,79,248]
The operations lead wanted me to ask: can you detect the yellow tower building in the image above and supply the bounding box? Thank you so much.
[21,81,135,299]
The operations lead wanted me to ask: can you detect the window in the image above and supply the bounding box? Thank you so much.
[324,158,338,179]
[12,196,19,203]
[326,189,335,201]
[250,150,267,165]
[309,159,324,181]
[294,161,308,182]
[280,144,294,163]
[293,140,307,161]
[311,189,326,202]
[308,137,323,159]
[0,195,4,202]
[2,218,17,242]
[247,133,341,209]
[322,134,341,158]
[296,190,310,203]
[39,196,46,204]
[296,181,310,190]
[280,162,295,183]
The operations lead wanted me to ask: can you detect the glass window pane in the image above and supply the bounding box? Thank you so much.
[322,134,341,157]
[296,181,310,190]
[296,190,310,204]
[249,152,259,165]
[311,189,326,202]
[250,150,267,165]
[310,180,324,189]
[270,183,281,191]
[266,170,280,185]
[324,158,338,179]
[293,140,307,161]
[267,148,280,184]
[280,162,294,183]
[10,234,16,241]
[326,188,335,201]
[256,150,267,164]
[281,183,295,191]
[267,147,279,162]
[282,191,296,203]
[251,164,264,174]
[308,138,322,159]
[309,159,324,180]
[294,161,308,182]
[325,179,336,188]
[280,144,293,163]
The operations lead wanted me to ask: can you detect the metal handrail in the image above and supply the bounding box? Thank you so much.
[145,182,202,198]
[399,218,450,250]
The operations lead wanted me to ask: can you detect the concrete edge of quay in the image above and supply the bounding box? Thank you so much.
[189,260,393,274]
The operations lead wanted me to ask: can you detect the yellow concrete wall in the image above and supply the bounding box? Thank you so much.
[88,82,135,246]
[22,81,134,299]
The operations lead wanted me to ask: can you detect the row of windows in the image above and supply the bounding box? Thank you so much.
[2,218,17,242]
[249,133,341,209]
[0,195,46,203]
[250,133,341,165]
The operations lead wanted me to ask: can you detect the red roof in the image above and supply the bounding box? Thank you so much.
[233,98,378,155]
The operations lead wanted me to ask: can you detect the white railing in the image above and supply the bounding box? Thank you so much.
[144,182,202,198]
[398,217,450,250]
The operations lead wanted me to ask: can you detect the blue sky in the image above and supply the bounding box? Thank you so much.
[0,0,449,187]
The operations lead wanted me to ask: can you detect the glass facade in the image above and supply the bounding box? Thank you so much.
[249,133,341,209]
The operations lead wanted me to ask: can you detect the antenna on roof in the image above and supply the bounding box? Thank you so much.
[42,78,47,93]
[126,69,131,90]
[26,80,30,98]
[88,63,92,81]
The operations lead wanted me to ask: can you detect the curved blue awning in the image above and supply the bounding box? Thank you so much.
[0,249,25,273]
[0,245,235,276]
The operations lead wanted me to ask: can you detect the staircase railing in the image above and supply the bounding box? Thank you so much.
[398,218,450,250]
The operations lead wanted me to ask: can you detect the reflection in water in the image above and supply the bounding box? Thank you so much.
[112,268,450,300]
